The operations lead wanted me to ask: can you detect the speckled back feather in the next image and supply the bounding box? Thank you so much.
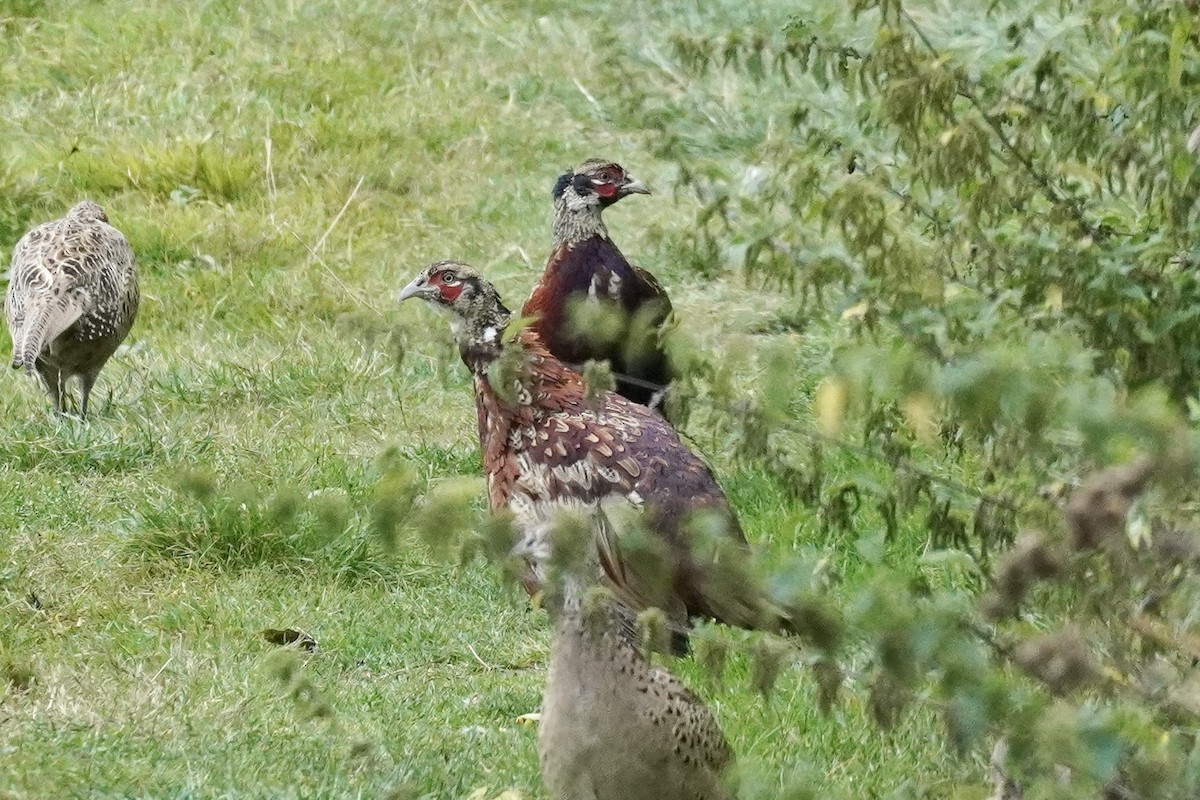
[539,589,734,800]
[471,327,757,625]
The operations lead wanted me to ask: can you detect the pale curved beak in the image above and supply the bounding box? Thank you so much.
[397,275,431,303]
[621,176,651,196]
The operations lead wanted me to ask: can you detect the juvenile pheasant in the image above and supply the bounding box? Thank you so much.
[5,200,139,416]
[399,260,782,643]
[524,159,675,416]
[536,518,734,800]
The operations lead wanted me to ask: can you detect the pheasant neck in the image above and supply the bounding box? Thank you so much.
[554,587,648,657]
[553,194,608,248]
[455,307,512,374]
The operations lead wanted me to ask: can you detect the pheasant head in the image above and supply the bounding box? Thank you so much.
[552,159,650,246]
[67,200,109,224]
[398,259,512,371]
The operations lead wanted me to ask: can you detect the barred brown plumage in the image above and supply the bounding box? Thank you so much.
[399,260,787,647]
[539,563,734,800]
[524,159,676,418]
[4,200,140,417]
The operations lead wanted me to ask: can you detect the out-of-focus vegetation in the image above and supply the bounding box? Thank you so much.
[578,0,1200,796]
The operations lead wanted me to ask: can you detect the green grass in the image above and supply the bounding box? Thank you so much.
[0,0,981,797]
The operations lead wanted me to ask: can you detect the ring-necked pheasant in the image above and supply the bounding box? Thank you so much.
[399,260,782,644]
[535,515,734,800]
[5,200,140,417]
[524,159,676,417]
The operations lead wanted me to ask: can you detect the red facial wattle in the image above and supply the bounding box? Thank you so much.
[429,273,463,302]
[595,182,618,198]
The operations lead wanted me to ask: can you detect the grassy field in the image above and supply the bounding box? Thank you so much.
[1,0,978,797]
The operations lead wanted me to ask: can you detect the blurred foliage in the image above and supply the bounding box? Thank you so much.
[599,0,1200,554]
[406,447,1200,796]
[133,466,400,581]
[577,0,1200,795]
[638,0,1200,393]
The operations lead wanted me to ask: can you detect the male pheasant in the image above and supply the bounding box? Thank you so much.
[5,200,140,417]
[524,159,676,416]
[399,260,782,642]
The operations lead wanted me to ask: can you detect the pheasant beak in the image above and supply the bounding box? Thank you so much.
[397,275,434,303]
[620,176,651,197]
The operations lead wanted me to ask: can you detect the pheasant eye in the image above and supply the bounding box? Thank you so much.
[441,271,460,285]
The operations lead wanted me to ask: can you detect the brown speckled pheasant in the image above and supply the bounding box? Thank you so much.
[399,260,782,644]
[5,200,139,416]
[536,522,734,800]
[524,159,675,416]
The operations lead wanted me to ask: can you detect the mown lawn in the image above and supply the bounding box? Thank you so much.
[1,0,980,796]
